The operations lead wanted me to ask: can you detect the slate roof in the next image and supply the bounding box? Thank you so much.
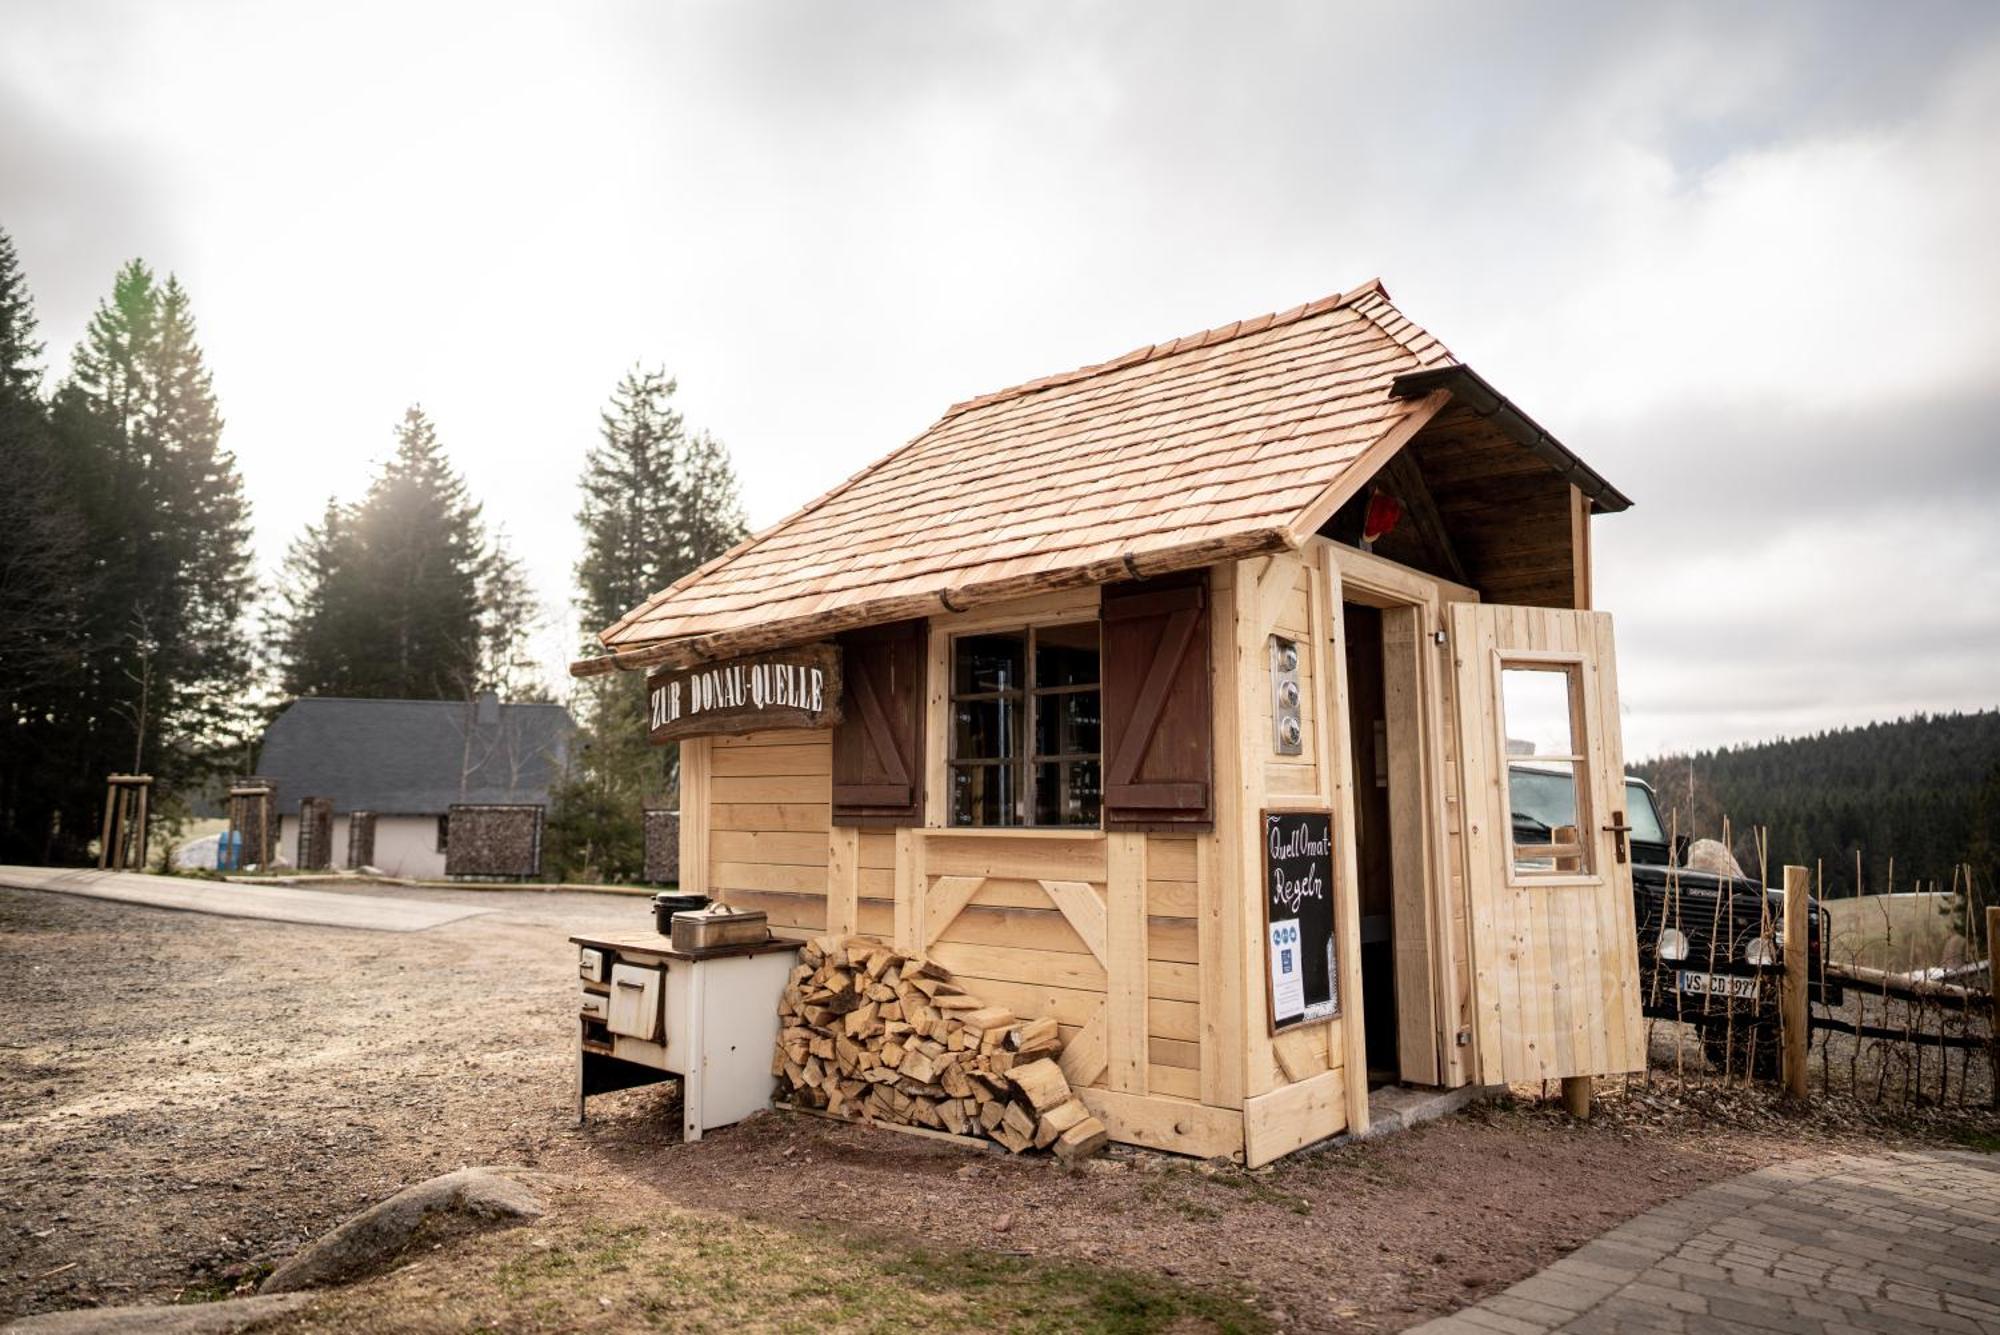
[591,280,1470,670]
[257,696,576,815]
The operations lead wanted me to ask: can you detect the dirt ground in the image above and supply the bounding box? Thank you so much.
[2,881,1991,1333]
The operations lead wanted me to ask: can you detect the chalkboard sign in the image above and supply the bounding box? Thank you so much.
[1263,808,1339,1031]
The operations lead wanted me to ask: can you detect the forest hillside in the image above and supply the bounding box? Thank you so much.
[1634,710,2000,899]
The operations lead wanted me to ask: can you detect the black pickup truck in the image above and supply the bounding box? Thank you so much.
[1510,770,1837,1076]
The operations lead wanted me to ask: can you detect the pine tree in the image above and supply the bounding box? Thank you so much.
[273,497,355,697]
[147,275,255,749]
[479,533,548,701]
[574,367,746,635]
[550,367,749,881]
[7,255,254,860]
[337,406,488,699]
[0,228,93,859]
[275,406,542,703]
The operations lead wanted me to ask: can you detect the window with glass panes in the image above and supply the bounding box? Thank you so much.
[948,622,1101,827]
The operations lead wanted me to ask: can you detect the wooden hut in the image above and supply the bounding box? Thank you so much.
[574,279,1644,1165]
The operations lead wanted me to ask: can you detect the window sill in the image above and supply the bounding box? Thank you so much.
[924,825,1106,840]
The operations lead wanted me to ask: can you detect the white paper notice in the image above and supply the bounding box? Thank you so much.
[1269,917,1305,1023]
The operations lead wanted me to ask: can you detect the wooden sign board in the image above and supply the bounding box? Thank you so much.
[1262,807,1339,1032]
[646,643,843,744]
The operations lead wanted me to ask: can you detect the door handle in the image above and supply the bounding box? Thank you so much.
[1603,810,1631,865]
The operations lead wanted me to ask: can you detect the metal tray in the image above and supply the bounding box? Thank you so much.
[670,904,769,953]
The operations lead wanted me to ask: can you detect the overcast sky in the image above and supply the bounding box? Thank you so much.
[4,1,1996,760]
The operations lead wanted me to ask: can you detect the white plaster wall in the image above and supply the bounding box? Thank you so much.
[274,813,442,878]
[279,814,352,870]
[370,816,446,880]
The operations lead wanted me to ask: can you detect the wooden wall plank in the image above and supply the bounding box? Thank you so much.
[1233,557,1283,1101]
[1107,832,1149,1094]
[923,874,985,946]
[1059,1005,1109,1087]
[1043,879,1110,967]
[1243,1068,1346,1167]
[712,803,832,833]
[1200,560,1246,1111]
[827,826,859,936]
[679,737,711,896]
[1318,549,1370,1136]
[709,743,832,777]
[1077,1087,1244,1160]
[1382,605,1440,1084]
[893,827,921,954]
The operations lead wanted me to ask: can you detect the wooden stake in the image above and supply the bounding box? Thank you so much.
[1782,864,1809,1101]
[98,784,118,870]
[1987,906,1998,1111]
[133,781,150,871]
[1560,1075,1591,1119]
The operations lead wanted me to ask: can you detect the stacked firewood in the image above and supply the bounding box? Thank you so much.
[774,935,1109,1161]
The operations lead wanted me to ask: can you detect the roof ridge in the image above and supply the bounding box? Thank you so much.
[1342,284,1458,369]
[937,277,1393,422]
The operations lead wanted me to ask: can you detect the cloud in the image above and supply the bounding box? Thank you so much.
[1,0,1994,756]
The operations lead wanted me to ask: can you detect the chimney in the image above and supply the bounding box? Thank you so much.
[475,690,501,726]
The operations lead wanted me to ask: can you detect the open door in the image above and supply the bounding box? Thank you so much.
[1450,603,1643,1086]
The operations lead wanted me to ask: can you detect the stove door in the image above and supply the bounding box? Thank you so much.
[607,962,664,1042]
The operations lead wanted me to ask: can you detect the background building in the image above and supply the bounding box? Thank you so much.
[258,692,574,879]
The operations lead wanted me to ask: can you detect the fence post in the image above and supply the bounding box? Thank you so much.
[1988,906,1998,1111]
[1783,864,1809,1100]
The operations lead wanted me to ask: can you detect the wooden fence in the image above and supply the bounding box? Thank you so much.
[1639,867,1995,1110]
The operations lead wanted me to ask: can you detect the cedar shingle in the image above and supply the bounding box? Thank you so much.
[593,279,1459,663]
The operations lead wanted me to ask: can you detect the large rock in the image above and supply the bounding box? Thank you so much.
[3,1294,313,1332]
[259,1167,541,1294]
[1685,838,1746,879]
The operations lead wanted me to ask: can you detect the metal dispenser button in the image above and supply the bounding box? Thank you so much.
[1269,635,1303,756]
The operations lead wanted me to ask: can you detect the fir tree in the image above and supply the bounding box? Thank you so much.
[550,367,748,881]
[5,254,254,860]
[273,497,355,697]
[339,405,488,699]
[574,367,746,634]
[479,533,548,701]
[0,228,92,859]
[275,406,543,703]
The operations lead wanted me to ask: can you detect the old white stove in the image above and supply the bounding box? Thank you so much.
[570,930,799,1140]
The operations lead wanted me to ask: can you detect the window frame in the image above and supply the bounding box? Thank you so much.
[1492,653,1603,889]
[945,617,1103,829]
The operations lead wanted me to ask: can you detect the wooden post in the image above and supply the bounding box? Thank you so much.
[133,780,150,871]
[1782,864,1809,1100]
[1987,906,1998,1111]
[1561,1075,1592,1120]
[98,784,120,869]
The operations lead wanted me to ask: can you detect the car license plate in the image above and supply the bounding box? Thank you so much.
[1676,970,1758,999]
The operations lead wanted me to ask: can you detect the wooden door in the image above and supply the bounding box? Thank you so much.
[1449,603,1642,1084]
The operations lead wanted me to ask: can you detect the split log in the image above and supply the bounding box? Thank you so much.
[772,934,1104,1160]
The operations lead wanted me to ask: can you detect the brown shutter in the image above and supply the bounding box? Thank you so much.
[831,619,927,827]
[1101,571,1213,831]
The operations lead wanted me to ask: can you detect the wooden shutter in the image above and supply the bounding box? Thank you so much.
[831,619,927,827]
[1101,572,1212,831]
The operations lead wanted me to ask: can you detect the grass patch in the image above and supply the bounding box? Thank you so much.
[1951,1126,2000,1154]
[173,1261,272,1304]
[884,1247,1269,1334]
[307,1206,1270,1333]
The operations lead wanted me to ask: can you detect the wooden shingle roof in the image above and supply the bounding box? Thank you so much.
[582,280,1470,675]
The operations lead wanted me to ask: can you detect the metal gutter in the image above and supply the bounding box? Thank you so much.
[1389,365,1634,513]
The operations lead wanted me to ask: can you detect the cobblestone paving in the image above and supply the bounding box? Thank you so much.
[1413,1152,2000,1335]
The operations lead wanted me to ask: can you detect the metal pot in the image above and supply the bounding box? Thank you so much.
[652,892,709,935]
